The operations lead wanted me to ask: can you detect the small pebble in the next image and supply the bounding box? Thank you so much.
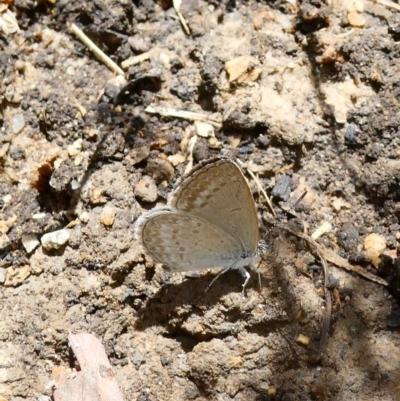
[11,114,25,134]
[135,176,158,203]
[0,267,6,283]
[5,92,23,103]
[347,12,366,27]
[195,121,214,138]
[32,212,46,220]
[271,175,291,201]
[5,265,31,287]
[0,234,11,251]
[41,229,70,250]
[296,334,311,346]
[15,60,25,73]
[146,159,174,184]
[128,146,150,165]
[21,234,40,254]
[168,153,186,167]
[66,65,75,75]
[100,205,116,227]
[79,211,90,223]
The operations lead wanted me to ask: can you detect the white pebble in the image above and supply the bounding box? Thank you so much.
[0,267,6,283]
[11,114,25,134]
[21,234,40,254]
[79,211,89,223]
[41,229,70,250]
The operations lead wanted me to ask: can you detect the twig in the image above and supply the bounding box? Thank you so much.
[145,105,222,127]
[372,0,400,11]
[319,244,389,286]
[173,0,191,35]
[311,221,333,240]
[52,333,124,401]
[121,50,152,69]
[70,23,124,76]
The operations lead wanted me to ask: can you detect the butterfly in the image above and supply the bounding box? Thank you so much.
[134,158,261,292]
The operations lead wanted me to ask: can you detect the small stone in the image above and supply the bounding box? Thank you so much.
[135,176,158,203]
[365,143,381,160]
[131,350,145,369]
[146,159,174,184]
[90,188,108,205]
[5,92,23,103]
[32,212,46,220]
[67,139,82,157]
[347,12,366,28]
[208,136,222,149]
[195,121,214,138]
[127,146,150,165]
[11,114,25,134]
[67,145,79,157]
[167,153,186,167]
[79,211,90,223]
[0,143,10,160]
[296,334,311,346]
[271,175,291,201]
[15,59,25,72]
[0,267,6,283]
[100,205,116,227]
[225,375,241,398]
[326,274,339,289]
[41,229,70,250]
[128,34,151,53]
[66,65,75,75]
[348,251,371,265]
[104,75,127,100]
[0,234,11,251]
[5,265,31,287]
[336,223,359,252]
[21,234,40,254]
[331,197,351,211]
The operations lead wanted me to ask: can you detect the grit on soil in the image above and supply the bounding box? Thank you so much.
[1,0,400,400]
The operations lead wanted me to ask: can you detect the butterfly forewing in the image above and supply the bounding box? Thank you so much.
[170,159,259,254]
[138,207,244,271]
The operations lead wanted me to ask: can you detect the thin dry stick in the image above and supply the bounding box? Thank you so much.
[145,105,222,127]
[173,0,191,35]
[372,0,400,11]
[70,23,124,76]
[320,244,388,286]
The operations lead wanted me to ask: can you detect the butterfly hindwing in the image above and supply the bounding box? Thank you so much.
[136,207,243,271]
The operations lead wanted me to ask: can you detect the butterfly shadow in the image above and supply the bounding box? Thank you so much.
[131,228,313,351]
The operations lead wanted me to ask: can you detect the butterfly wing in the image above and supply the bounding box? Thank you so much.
[135,206,243,271]
[170,158,259,254]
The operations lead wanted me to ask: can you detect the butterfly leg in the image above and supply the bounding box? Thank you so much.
[204,266,231,293]
[237,266,251,295]
[248,261,262,291]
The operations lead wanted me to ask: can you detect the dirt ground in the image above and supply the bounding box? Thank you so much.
[1,0,400,400]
